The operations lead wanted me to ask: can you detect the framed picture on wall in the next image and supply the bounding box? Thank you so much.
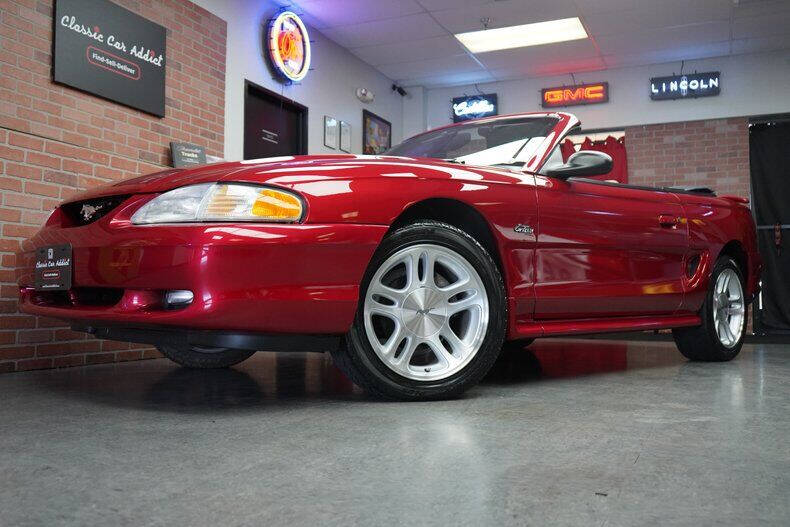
[362,110,391,154]
[324,116,339,149]
[339,121,351,153]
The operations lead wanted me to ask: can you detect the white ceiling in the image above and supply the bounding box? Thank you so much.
[276,0,790,88]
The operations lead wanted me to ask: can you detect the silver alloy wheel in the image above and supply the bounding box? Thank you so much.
[363,243,490,381]
[712,268,745,348]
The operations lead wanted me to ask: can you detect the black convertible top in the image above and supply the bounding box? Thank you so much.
[668,185,716,196]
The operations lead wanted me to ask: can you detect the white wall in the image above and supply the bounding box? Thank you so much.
[422,50,790,132]
[193,0,403,160]
[402,86,426,140]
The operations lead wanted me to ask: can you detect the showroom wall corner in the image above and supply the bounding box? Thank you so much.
[416,50,790,204]
[0,0,227,372]
[192,0,404,160]
[421,50,790,131]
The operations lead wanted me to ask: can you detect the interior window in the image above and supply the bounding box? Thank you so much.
[539,145,564,175]
[386,117,557,167]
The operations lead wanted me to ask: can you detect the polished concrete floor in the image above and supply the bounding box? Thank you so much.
[1,338,788,526]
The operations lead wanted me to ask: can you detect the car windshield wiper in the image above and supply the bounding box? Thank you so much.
[491,161,525,168]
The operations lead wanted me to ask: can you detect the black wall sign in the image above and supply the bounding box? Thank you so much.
[170,142,206,168]
[650,72,720,100]
[452,93,498,122]
[53,0,166,116]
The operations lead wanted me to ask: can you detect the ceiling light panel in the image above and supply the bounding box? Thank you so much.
[455,17,588,53]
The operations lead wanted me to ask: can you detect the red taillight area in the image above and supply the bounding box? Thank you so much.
[720,195,750,205]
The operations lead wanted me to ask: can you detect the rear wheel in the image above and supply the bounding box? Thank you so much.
[157,344,255,368]
[331,221,507,400]
[673,257,746,361]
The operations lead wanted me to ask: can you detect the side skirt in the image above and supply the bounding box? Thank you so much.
[512,313,701,339]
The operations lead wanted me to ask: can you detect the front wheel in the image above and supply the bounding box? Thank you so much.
[331,221,507,400]
[157,344,255,368]
[672,257,746,361]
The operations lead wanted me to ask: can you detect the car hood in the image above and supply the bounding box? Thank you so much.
[63,155,530,203]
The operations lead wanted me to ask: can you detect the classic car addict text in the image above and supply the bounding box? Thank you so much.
[35,258,71,269]
[60,14,164,66]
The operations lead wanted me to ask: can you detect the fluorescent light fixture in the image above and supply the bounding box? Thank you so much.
[455,17,588,54]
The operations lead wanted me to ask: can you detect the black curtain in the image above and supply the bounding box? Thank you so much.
[750,121,790,332]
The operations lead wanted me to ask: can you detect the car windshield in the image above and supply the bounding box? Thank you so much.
[386,116,558,167]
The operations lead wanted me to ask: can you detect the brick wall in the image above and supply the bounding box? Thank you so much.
[0,0,226,373]
[625,116,754,334]
[626,117,750,198]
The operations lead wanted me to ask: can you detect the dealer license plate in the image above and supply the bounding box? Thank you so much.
[34,244,72,291]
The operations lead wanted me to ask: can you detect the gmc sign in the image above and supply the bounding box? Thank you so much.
[541,82,609,108]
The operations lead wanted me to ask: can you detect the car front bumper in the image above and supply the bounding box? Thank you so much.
[17,220,387,335]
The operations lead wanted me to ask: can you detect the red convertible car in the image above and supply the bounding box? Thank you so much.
[17,112,761,400]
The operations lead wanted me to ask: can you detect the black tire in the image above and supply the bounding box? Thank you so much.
[672,257,746,362]
[330,221,507,400]
[156,344,255,368]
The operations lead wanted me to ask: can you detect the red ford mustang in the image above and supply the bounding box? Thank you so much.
[17,112,761,399]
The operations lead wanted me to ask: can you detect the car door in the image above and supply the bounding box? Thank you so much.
[532,176,688,319]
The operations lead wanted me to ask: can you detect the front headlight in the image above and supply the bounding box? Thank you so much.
[130,183,304,225]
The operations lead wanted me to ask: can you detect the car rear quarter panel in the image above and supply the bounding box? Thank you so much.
[679,194,761,310]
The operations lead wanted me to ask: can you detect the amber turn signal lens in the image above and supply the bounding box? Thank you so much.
[251,188,303,220]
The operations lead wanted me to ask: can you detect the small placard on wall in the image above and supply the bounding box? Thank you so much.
[340,121,351,153]
[324,116,339,149]
[170,142,206,168]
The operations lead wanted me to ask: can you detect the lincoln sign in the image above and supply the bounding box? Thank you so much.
[650,72,720,100]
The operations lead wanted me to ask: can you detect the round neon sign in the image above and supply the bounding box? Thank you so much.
[268,11,311,83]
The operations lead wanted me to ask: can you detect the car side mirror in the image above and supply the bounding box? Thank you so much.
[543,150,613,179]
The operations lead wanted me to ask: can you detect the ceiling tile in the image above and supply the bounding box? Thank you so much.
[486,55,606,80]
[595,21,731,56]
[295,0,426,28]
[529,56,607,77]
[284,0,790,89]
[378,54,484,80]
[583,0,731,37]
[601,40,731,69]
[573,0,639,15]
[430,0,578,33]
[414,0,490,10]
[732,0,790,18]
[321,13,446,48]
[476,39,599,70]
[269,1,331,29]
[731,34,790,55]
[732,10,790,39]
[400,70,496,88]
[351,35,467,66]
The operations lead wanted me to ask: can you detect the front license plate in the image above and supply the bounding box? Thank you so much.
[34,244,72,291]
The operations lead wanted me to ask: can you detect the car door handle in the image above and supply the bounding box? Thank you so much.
[658,214,679,227]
